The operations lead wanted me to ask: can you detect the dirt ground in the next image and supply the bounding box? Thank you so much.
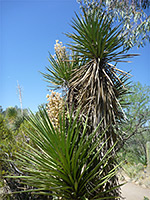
[121,182,150,200]
[1,183,150,200]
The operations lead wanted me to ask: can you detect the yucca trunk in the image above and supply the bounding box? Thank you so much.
[67,57,126,141]
[66,57,129,198]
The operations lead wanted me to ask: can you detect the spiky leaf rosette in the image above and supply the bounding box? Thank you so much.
[41,41,81,94]
[66,9,137,60]
[66,8,137,136]
[6,107,122,199]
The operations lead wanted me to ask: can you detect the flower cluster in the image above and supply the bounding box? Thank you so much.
[54,40,66,59]
[46,91,65,128]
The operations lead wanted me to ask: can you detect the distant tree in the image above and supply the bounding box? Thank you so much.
[119,82,150,165]
[5,106,28,131]
[77,0,150,48]
[121,82,150,141]
[5,107,18,124]
[121,129,150,165]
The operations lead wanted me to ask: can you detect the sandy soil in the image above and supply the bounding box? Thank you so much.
[121,182,150,200]
[1,183,150,200]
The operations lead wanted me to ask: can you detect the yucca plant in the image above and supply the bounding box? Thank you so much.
[37,6,139,199]
[64,8,138,198]
[41,41,82,95]
[66,8,136,129]
[6,107,122,199]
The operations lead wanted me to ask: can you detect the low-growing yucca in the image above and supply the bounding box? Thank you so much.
[7,107,122,199]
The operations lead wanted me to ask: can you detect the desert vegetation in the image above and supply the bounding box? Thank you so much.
[0,0,150,199]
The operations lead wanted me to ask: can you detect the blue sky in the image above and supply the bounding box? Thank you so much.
[0,0,150,112]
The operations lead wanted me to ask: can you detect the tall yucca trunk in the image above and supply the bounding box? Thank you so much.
[67,58,129,199]
[67,58,126,138]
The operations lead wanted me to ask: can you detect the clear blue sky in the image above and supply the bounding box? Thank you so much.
[0,0,150,112]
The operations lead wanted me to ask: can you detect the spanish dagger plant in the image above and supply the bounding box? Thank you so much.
[41,40,82,95]
[37,6,138,199]
[66,8,136,130]
[65,8,138,198]
[6,107,122,199]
